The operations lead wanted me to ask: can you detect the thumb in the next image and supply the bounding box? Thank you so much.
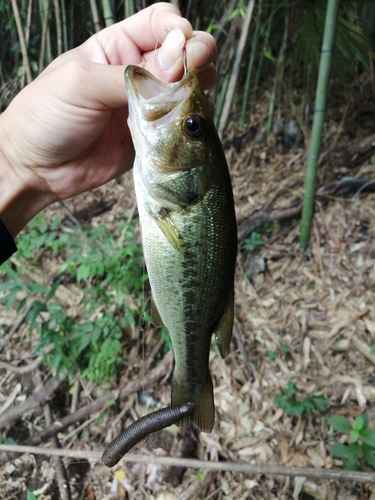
[36,60,129,110]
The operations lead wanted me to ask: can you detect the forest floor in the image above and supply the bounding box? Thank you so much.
[1,73,375,500]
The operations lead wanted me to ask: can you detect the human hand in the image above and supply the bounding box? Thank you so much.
[0,2,217,237]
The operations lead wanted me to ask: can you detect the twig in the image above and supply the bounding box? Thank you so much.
[0,377,61,430]
[0,352,173,464]
[0,345,54,374]
[350,335,375,366]
[59,200,81,226]
[38,372,72,500]
[0,302,33,353]
[232,322,256,382]
[0,443,373,483]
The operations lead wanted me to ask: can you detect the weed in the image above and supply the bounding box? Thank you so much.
[274,381,328,417]
[243,231,263,253]
[267,349,278,360]
[0,213,145,384]
[281,344,290,355]
[328,413,375,470]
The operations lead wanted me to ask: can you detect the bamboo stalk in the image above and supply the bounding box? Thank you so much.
[266,9,288,139]
[253,0,278,91]
[10,0,32,85]
[218,0,256,138]
[299,0,340,249]
[53,0,62,56]
[89,0,101,33]
[102,0,115,27]
[214,73,230,128]
[239,0,263,131]
[60,0,68,52]
[124,0,135,18]
[38,0,50,73]
[20,0,33,88]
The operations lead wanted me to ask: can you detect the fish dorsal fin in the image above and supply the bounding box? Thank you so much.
[151,296,164,328]
[153,210,184,255]
[214,288,234,358]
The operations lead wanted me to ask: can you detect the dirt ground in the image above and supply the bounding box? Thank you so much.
[1,75,375,499]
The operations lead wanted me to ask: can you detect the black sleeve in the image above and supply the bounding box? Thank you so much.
[0,219,17,264]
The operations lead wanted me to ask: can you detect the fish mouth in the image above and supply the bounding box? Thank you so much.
[125,65,200,121]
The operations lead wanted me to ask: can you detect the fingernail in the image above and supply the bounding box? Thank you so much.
[187,40,210,71]
[158,27,186,71]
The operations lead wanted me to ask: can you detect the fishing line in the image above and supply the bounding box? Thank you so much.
[183,48,188,75]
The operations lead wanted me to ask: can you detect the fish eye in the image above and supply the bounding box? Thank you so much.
[184,115,205,139]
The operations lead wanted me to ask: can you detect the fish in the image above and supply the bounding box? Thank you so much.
[125,65,237,433]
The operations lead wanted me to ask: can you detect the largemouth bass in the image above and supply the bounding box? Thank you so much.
[125,65,237,433]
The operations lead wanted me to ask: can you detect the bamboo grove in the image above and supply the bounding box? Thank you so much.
[1,0,374,246]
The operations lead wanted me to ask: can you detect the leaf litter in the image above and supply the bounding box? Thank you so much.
[1,75,375,499]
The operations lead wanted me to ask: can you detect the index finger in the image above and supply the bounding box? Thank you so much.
[95,3,193,65]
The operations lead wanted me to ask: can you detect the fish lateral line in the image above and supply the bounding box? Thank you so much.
[101,402,196,468]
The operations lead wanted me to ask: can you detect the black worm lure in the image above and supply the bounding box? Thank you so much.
[101,402,196,467]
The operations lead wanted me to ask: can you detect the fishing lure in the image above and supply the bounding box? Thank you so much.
[101,402,196,467]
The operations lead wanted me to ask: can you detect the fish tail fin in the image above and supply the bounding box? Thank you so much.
[171,374,214,433]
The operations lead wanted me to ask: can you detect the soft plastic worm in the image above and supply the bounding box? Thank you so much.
[101,402,196,467]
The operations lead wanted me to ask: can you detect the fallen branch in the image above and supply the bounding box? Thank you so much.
[0,351,173,465]
[38,372,72,500]
[0,377,61,430]
[237,177,375,242]
[0,443,373,483]
[232,322,256,382]
[238,201,302,243]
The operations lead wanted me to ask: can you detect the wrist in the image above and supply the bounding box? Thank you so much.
[0,119,53,238]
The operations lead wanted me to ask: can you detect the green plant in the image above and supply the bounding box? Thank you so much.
[243,231,263,253]
[0,212,145,384]
[328,413,375,470]
[274,382,328,417]
[26,490,37,500]
[267,349,278,360]
[281,344,290,355]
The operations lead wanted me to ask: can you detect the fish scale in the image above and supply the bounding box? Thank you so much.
[126,65,237,433]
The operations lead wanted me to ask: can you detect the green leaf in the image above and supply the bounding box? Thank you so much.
[353,413,366,431]
[362,444,375,468]
[77,263,91,283]
[330,442,349,458]
[350,429,359,443]
[267,350,278,360]
[343,455,359,471]
[283,382,298,399]
[312,395,328,413]
[281,344,290,354]
[360,429,375,447]
[302,398,316,414]
[26,490,37,500]
[327,415,352,433]
[286,400,305,417]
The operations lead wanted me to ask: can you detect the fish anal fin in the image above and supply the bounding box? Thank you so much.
[171,374,214,433]
[151,296,164,328]
[214,288,234,358]
[153,210,183,255]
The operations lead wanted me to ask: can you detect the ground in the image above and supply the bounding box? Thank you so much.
[1,75,375,499]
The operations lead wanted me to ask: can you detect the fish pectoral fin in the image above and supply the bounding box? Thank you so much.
[151,296,164,328]
[214,288,234,358]
[153,210,183,255]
